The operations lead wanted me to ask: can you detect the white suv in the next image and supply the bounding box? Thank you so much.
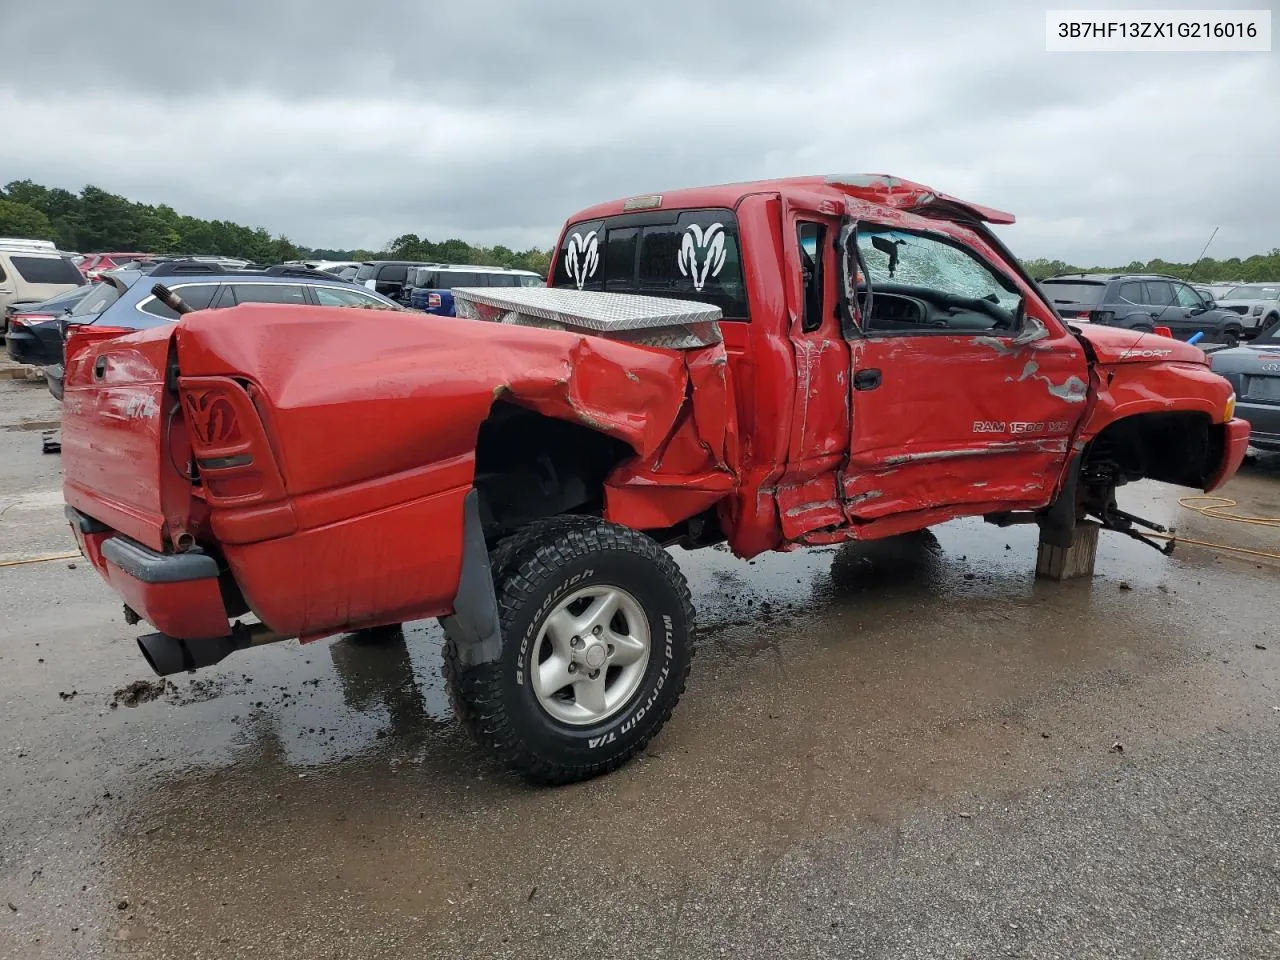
[0,239,85,332]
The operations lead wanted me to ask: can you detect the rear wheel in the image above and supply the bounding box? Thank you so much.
[1262,314,1280,337]
[444,516,695,784]
[1222,327,1241,348]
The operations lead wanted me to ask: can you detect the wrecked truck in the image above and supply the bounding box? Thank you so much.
[60,174,1250,783]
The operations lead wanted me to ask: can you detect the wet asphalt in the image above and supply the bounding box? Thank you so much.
[0,375,1277,959]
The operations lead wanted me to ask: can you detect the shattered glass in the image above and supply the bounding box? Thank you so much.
[857,229,1022,313]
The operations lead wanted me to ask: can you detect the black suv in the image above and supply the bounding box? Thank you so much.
[1038,273,1246,347]
[352,261,424,300]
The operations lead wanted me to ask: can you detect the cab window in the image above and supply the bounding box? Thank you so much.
[552,208,748,319]
[855,226,1022,334]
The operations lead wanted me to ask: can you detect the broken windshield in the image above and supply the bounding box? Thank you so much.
[856,227,1022,314]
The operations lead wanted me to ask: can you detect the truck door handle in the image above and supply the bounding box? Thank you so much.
[853,368,882,391]
[94,356,107,379]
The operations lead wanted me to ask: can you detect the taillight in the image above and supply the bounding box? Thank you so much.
[1088,310,1115,324]
[1154,326,1172,338]
[179,377,286,507]
[8,316,32,329]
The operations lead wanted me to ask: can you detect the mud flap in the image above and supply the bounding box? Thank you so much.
[1038,453,1081,549]
[439,489,503,666]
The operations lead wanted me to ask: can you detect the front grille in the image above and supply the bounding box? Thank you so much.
[1244,375,1280,403]
[1225,305,1249,315]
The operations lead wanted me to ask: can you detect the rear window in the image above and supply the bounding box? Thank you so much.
[519,274,543,287]
[1039,280,1106,306]
[70,284,123,318]
[552,208,749,319]
[380,265,409,284]
[10,256,84,286]
[221,284,307,307]
[355,264,376,281]
[139,284,219,320]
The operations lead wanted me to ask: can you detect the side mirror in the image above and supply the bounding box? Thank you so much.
[1011,314,1049,347]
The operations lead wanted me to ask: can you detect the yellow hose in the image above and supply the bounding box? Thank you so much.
[1144,496,1280,562]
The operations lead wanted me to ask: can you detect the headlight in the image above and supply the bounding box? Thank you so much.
[1225,393,1236,421]
[1253,305,1263,315]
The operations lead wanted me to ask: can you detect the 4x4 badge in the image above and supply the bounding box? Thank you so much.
[564,231,599,289]
[678,223,727,292]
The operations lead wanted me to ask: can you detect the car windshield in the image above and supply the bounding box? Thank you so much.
[1225,285,1280,300]
[1039,280,1107,305]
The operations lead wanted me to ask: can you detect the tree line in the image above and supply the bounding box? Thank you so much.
[1,178,1271,283]
[1024,255,1280,284]
[0,179,551,275]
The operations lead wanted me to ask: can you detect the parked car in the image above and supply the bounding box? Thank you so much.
[4,286,98,363]
[1038,273,1246,345]
[41,261,403,400]
[2,283,92,336]
[353,260,424,299]
[59,173,1248,784]
[283,259,363,280]
[405,264,545,314]
[1208,321,1280,450]
[1214,283,1280,338]
[78,252,154,280]
[0,241,85,327]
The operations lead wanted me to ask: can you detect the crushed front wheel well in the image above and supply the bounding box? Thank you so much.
[473,401,634,541]
[1080,411,1222,502]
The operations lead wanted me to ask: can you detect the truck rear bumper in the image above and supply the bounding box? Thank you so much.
[67,506,232,641]
[1205,418,1252,492]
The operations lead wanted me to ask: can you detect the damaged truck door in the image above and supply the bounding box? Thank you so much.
[840,219,1091,528]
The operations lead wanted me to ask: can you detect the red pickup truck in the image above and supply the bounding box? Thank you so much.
[61,174,1249,783]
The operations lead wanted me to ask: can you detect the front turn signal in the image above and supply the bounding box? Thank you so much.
[1225,393,1236,422]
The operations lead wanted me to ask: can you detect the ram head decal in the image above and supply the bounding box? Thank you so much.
[564,231,599,290]
[677,222,728,292]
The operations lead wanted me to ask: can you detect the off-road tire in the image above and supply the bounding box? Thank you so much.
[443,516,695,785]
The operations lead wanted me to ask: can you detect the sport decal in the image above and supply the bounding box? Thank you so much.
[564,231,599,289]
[677,223,728,292]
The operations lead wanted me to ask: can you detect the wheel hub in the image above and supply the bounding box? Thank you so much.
[575,640,608,670]
[529,584,652,726]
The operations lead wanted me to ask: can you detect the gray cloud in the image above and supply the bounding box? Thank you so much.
[2,0,1276,264]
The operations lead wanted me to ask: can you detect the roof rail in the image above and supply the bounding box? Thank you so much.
[262,264,335,279]
[149,260,227,277]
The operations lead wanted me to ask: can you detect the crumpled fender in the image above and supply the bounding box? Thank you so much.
[174,304,739,521]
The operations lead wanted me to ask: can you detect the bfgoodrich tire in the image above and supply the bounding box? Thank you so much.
[444,516,695,785]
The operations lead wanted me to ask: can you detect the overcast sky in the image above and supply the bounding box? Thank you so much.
[1,0,1276,263]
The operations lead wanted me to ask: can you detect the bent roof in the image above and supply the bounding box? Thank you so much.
[563,173,1016,227]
